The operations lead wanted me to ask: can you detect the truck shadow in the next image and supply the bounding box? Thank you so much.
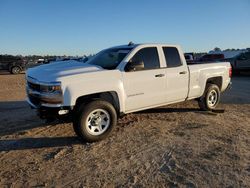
[0,101,82,151]
[0,101,50,137]
[137,107,201,114]
[0,136,81,151]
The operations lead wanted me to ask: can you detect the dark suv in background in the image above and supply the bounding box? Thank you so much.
[0,55,27,74]
[225,51,250,72]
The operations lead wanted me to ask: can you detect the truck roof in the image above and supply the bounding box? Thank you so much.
[111,43,181,49]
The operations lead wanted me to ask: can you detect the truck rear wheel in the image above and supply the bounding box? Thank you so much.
[73,100,117,142]
[198,84,220,111]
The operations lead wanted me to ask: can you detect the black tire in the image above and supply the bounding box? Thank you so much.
[198,84,221,111]
[73,116,82,138]
[11,66,21,74]
[73,100,117,142]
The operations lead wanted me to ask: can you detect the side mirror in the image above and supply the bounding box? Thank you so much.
[126,60,144,71]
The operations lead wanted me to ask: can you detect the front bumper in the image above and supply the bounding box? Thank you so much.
[26,89,63,108]
[26,77,72,119]
[27,98,72,119]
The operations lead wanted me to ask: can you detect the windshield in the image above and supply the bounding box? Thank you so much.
[87,48,133,69]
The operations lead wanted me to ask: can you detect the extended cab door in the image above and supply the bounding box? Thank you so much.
[162,47,189,103]
[122,47,166,112]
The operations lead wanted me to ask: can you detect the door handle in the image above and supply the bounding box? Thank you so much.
[155,74,165,77]
[179,71,187,74]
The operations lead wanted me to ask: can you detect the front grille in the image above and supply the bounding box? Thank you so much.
[28,81,40,92]
[27,80,41,106]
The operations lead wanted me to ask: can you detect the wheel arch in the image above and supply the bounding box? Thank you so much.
[74,91,121,114]
[205,76,223,91]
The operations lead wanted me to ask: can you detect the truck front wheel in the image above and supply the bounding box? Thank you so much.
[73,100,117,142]
[198,84,220,111]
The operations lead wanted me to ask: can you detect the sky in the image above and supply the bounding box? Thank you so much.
[0,0,250,55]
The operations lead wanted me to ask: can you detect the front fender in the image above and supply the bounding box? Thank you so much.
[60,71,126,112]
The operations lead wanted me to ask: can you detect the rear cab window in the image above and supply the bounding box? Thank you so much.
[162,47,182,67]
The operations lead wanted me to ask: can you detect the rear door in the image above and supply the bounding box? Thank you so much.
[122,47,166,112]
[162,47,189,103]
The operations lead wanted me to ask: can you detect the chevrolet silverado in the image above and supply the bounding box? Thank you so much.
[26,43,232,142]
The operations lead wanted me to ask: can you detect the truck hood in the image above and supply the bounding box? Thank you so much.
[27,60,103,82]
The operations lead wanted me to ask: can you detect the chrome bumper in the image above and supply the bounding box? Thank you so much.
[26,97,62,109]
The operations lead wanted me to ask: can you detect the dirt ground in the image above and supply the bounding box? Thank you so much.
[0,71,249,188]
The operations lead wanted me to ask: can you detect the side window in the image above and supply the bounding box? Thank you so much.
[162,47,182,67]
[126,47,160,71]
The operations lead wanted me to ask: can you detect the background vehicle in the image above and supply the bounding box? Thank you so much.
[0,55,27,74]
[197,53,225,62]
[26,43,232,142]
[224,51,250,72]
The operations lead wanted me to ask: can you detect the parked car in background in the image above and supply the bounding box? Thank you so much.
[224,51,250,72]
[198,53,225,62]
[36,59,46,64]
[0,55,27,74]
[209,49,247,59]
[51,56,89,63]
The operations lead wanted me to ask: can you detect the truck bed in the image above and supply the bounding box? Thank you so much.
[187,61,231,99]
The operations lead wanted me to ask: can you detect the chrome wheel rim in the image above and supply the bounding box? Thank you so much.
[207,89,218,107]
[85,109,110,136]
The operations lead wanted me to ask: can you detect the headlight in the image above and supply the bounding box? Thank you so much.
[40,82,62,93]
[39,82,63,104]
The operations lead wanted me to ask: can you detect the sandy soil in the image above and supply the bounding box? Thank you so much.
[0,71,249,187]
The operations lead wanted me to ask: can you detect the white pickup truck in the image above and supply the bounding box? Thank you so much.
[26,43,232,142]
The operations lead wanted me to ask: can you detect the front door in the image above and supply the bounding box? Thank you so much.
[122,47,166,112]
